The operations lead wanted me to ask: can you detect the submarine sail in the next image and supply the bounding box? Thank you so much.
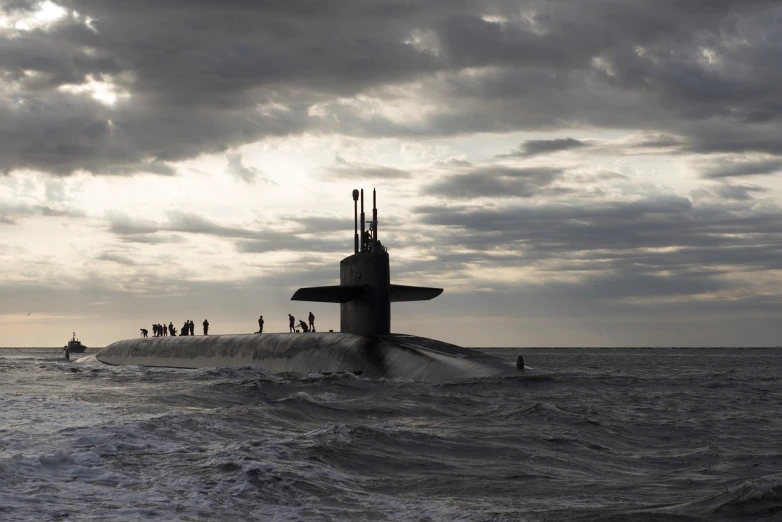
[291,188,442,335]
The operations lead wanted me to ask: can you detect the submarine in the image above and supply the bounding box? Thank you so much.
[92,189,534,382]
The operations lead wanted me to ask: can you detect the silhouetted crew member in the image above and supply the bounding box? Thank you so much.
[258,315,264,334]
[189,320,195,336]
[141,328,148,338]
[308,312,315,332]
[182,321,189,336]
[152,324,158,337]
[203,319,209,335]
[169,322,175,336]
[163,324,168,336]
[299,319,309,332]
[288,314,295,333]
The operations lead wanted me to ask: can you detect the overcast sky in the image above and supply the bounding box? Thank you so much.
[1,0,781,347]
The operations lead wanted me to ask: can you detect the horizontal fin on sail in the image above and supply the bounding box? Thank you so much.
[291,285,366,303]
[292,284,442,302]
[390,284,443,302]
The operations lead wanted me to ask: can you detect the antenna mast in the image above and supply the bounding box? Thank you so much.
[359,189,365,252]
[352,189,359,254]
[371,188,378,248]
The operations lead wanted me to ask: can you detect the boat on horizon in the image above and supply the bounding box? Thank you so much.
[64,332,86,353]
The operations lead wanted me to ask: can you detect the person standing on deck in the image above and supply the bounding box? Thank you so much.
[203,319,209,335]
[258,315,264,334]
[288,314,295,333]
[308,312,315,333]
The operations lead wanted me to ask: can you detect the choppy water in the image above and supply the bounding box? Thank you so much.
[1,347,781,521]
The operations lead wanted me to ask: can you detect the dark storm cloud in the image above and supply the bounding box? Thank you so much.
[225,153,256,184]
[426,166,566,198]
[39,205,85,217]
[702,158,782,179]
[116,234,187,245]
[0,200,85,222]
[0,0,449,174]
[1,1,38,11]
[106,210,351,253]
[713,183,769,201]
[117,211,262,240]
[96,252,137,266]
[504,138,588,157]
[225,152,277,184]
[2,1,782,174]
[567,171,628,183]
[422,1,782,151]
[410,195,782,300]
[107,214,159,236]
[635,134,685,149]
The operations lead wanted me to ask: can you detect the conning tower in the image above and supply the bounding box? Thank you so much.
[291,189,442,335]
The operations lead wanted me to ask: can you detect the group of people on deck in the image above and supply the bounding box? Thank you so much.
[141,319,209,338]
[288,312,315,333]
[141,312,317,338]
[258,312,315,333]
[256,312,316,334]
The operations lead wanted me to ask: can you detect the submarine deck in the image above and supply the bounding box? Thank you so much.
[94,332,531,382]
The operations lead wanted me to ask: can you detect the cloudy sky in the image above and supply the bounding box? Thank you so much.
[1,0,781,347]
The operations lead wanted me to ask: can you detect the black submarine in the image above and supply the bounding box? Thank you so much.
[92,189,534,382]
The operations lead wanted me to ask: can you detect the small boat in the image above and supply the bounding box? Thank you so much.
[64,332,87,353]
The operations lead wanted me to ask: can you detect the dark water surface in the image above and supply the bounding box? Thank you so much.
[1,347,780,521]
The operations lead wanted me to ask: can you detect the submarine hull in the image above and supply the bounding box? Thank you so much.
[94,333,531,382]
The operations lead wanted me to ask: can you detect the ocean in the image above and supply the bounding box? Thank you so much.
[0,347,780,521]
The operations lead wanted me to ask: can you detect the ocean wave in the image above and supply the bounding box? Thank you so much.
[703,474,782,518]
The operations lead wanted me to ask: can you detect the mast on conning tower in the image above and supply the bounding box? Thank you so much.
[290,188,442,335]
[360,189,365,252]
[369,188,378,249]
[359,187,383,252]
[353,189,359,254]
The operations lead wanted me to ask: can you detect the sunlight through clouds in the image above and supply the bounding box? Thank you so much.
[58,74,130,105]
[0,1,66,33]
